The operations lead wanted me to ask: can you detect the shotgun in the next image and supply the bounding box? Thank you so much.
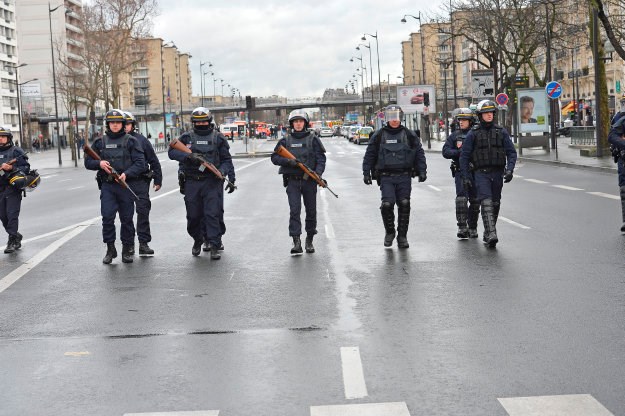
[83,141,139,200]
[275,145,338,198]
[169,138,237,189]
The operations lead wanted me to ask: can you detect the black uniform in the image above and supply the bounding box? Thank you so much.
[443,127,480,238]
[168,127,234,255]
[608,111,625,230]
[127,132,162,248]
[84,131,146,250]
[459,122,517,247]
[0,142,29,252]
[362,125,427,248]
[271,131,326,238]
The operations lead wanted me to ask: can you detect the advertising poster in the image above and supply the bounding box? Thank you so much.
[396,85,436,114]
[517,88,549,133]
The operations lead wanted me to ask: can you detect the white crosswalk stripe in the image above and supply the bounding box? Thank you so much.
[498,394,614,416]
[124,411,219,416]
[311,402,411,416]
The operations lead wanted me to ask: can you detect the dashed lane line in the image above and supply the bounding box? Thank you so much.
[40,174,58,179]
[499,216,531,230]
[427,185,442,192]
[68,186,85,191]
[587,191,620,200]
[552,184,584,191]
[341,347,368,399]
[523,178,549,184]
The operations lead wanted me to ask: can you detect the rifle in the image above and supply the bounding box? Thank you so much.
[169,138,237,190]
[275,145,338,198]
[83,140,139,201]
[0,152,28,176]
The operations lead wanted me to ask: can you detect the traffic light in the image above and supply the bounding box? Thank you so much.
[245,95,253,109]
[423,92,430,107]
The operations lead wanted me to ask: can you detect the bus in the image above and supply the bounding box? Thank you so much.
[220,120,247,139]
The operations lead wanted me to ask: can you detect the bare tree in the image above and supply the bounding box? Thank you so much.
[593,0,625,61]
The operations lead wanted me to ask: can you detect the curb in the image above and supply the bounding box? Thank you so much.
[232,151,273,159]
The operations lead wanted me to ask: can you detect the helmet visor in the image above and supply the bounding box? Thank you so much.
[385,109,402,122]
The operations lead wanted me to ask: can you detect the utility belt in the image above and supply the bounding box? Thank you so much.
[610,144,625,163]
[474,166,504,174]
[185,173,212,181]
[376,169,412,177]
[450,161,459,178]
[140,170,154,182]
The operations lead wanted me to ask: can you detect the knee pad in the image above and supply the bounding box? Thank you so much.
[455,196,468,204]
[380,201,394,212]
[398,199,410,211]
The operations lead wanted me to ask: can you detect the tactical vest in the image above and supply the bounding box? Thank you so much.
[375,128,415,172]
[101,134,132,172]
[184,131,220,176]
[0,147,16,186]
[470,126,506,169]
[282,133,316,175]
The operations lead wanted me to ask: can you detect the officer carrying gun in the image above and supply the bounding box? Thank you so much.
[608,93,625,232]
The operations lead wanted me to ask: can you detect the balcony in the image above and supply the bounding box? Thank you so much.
[65,21,83,35]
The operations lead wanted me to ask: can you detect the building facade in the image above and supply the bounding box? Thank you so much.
[0,0,18,140]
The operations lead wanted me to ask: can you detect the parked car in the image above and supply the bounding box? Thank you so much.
[353,126,374,145]
[410,93,424,104]
[346,126,361,142]
[319,127,334,137]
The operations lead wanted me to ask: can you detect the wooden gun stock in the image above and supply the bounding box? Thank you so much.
[169,138,237,189]
[275,145,338,198]
[0,152,28,176]
[83,141,139,200]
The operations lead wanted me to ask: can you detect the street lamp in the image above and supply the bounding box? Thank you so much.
[9,63,27,149]
[361,32,382,104]
[139,87,149,136]
[401,14,427,84]
[350,56,366,120]
[356,43,374,99]
[200,61,212,107]
[160,41,175,141]
[49,2,70,165]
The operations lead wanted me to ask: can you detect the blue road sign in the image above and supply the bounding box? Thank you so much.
[496,93,509,106]
[545,81,562,99]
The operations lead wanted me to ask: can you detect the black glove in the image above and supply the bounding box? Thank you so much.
[418,173,427,182]
[186,153,203,166]
[225,181,236,193]
[363,173,372,185]
[462,178,472,189]
[286,159,298,167]
[504,170,513,183]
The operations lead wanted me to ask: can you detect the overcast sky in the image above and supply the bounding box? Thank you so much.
[152,0,445,99]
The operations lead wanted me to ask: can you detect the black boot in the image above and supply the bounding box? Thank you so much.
[455,197,469,239]
[380,201,396,247]
[4,235,17,254]
[122,244,134,263]
[620,186,625,232]
[127,244,135,256]
[468,199,480,238]
[102,242,117,264]
[305,234,315,253]
[210,245,221,260]
[396,199,410,249]
[14,232,22,249]
[481,199,498,248]
[203,237,210,252]
[290,236,303,254]
[192,239,202,256]
[139,242,154,256]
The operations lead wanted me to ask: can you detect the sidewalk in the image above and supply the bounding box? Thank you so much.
[422,134,617,173]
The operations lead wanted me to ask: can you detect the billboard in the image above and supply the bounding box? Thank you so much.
[517,88,549,133]
[396,85,436,114]
[471,69,495,99]
[20,83,41,98]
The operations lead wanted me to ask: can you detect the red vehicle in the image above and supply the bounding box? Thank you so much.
[410,93,424,104]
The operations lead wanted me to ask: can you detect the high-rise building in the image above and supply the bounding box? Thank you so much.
[0,1,19,140]
[16,0,83,144]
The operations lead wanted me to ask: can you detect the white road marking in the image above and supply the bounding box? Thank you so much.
[68,186,84,191]
[311,402,411,416]
[228,272,235,281]
[58,179,72,182]
[325,223,335,239]
[515,174,524,178]
[427,185,442,192]
[499,216,531,229]
[340,347,368,399]
[587,191,620,200]
[337,151,345,154]
[124,411,220,416]
[524,178,549,184]
[0,221,95,294]
[40,174,58,179]
[498,394,613,416]
[552,184,584,191]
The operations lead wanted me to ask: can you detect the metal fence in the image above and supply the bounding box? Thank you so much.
[570,126,596,146]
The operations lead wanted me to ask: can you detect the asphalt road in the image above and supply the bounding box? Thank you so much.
[1,136,624,416]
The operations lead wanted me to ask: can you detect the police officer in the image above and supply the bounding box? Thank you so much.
[85,109,146,264]
[271,109,326,255]
[0,127,29,253]
[123,111,162,256]
[443,108,480,239]
[168,107,234,259]
[362,105,427,249]
[608,93,625,231]
[459,100,517,248]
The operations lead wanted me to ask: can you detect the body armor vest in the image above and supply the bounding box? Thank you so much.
[375,128,415,171]
[452,130,469,162]
[184,131,220,176]
[471,126,506,169]
[0,146,16,185]
[101,134,132,172]
[283,133,316,175]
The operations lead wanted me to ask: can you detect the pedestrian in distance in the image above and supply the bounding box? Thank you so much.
[0,127,31,253]
[84,109,146,264]
[271,109,326,255]
[608,93,625,232]
[362,105,427,249]
[123,111,163,256]
[443,108,480,239]
[459,100,517,248]
[168,107,235,259]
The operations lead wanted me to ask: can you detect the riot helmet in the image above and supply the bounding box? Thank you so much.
[288,109,310,129]
[104,109,126,134]
[476,100,497,114]
[24,170,41,192]
[124,111,136,126]
[384,105,404,126]
[191,107,213,132]
[0,126,13,141]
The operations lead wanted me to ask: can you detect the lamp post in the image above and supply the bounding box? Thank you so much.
[10,63,27,149]
[160,41,174,142]
[199,61,212,107]
[49,2,69,165]
[140,87,149,135]
[362,31,382,105]
[401,14,426,84]
[506,66,518,144]
[356,43,373,99]
[350,56,366,121]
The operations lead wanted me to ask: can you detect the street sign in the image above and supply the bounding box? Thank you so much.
[545,81,562,99]
[471,69,495,99]
[496,93,509,106]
